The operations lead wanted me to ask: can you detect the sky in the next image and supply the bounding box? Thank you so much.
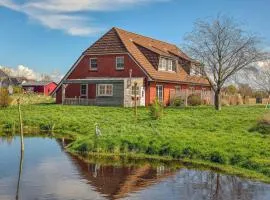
[0,0,270,76]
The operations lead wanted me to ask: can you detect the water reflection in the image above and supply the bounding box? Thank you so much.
[0,136,269,200]
[16,151,23,200]
[68,155,175,199]
[67,154,270,200]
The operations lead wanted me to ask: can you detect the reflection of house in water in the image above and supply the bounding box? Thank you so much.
[67,154,175,200]
[56,140,270,200]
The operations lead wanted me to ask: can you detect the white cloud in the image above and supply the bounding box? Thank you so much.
[0,65,63,82]
[0,0,168,36]
[0,65,38,80]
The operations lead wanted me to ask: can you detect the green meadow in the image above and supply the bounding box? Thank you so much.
[0,103,270,182]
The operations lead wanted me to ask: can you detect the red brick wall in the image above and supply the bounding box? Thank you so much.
[56,54,147,103]
[146,82,211,106]
[65,84,81,98]
[68,54,146,79]
[88,84,96,99]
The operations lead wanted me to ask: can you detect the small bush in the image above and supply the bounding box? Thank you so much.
[173,97,185,107]
[230,154,245,165]
[209,151,227,164]
[39,122,55,133]
[187,94,202,106]
[250,112,270,134]
[182,146,199,159]
[13,86,23,94]
[0,88,12,108]
[149,99,163,120]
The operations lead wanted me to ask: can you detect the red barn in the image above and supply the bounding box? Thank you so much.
[22,81,57,96]
[53,27,212,107]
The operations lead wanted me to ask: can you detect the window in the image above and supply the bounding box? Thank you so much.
[189,87,195,94]
[202,88,207,96]
[190,65,203,76]
[90,58,98,70]
[156,85,163,102]
[161,58,167,70]
[190,67,196,75]
[158,58,176,72]
[80,84,87,96]
[175,85,181,94]
[97,84,113,96]
[168,60,173,71]
[132,85,139,96]
[116,57,124,70]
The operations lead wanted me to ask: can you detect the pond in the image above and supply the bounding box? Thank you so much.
[0,136,270,200]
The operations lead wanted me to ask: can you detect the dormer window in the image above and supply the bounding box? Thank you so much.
[190,65,204,76]
[160,58,167,70]
[168,60,173,71]
[158,58,176,72]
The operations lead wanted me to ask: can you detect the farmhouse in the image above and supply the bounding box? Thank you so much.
[22,81,57,96]
[53,27,211,106]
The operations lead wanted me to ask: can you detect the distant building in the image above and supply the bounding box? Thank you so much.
[0,69,13,88]
[10,76,32,86]
[22,81,57,96]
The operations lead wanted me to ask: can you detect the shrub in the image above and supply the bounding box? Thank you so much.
[149,99,163,120]
[13,86,23,94]
[0,88,12,108]
[173,97,185,107]
[209,151,227,164]
[230,154,245,165]
[187,94,202,106]
[182,146,199,159]
[250,112,270,134]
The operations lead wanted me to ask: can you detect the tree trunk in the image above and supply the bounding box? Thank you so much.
[214,90,221,111]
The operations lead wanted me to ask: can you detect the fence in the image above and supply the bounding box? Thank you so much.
[169,89,214,106]
[63,98,96,106]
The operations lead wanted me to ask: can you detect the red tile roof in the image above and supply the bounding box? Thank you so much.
[85,27,209,85]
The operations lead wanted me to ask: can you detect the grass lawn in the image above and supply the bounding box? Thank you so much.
[0,103,270,182]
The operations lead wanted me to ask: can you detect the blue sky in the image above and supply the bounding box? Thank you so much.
[0,0,270,75]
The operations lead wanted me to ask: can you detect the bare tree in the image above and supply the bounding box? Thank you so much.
[40,73,52,81]
[185,15,267,110]
[246,60,270,97]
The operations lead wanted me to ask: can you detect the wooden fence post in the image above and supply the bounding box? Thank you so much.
[17,98,24,152]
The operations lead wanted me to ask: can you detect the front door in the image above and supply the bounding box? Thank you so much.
[156,85,163,102]
[140,87,145,106]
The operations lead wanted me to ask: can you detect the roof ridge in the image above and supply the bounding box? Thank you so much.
[113,27,179,48]
[84,27,128,54]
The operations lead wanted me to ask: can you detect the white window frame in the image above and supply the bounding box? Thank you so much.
[168,59,173,71]
[175,85,181,94]
[97,84,113,97]
[80,84,88,97]
[116,56,124,70]
[202,88,207,96]
[89,58,98,71]
[158,57,176,72]
[189,87,195,94]
[161,58,167,71]
[156,85,163,102]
